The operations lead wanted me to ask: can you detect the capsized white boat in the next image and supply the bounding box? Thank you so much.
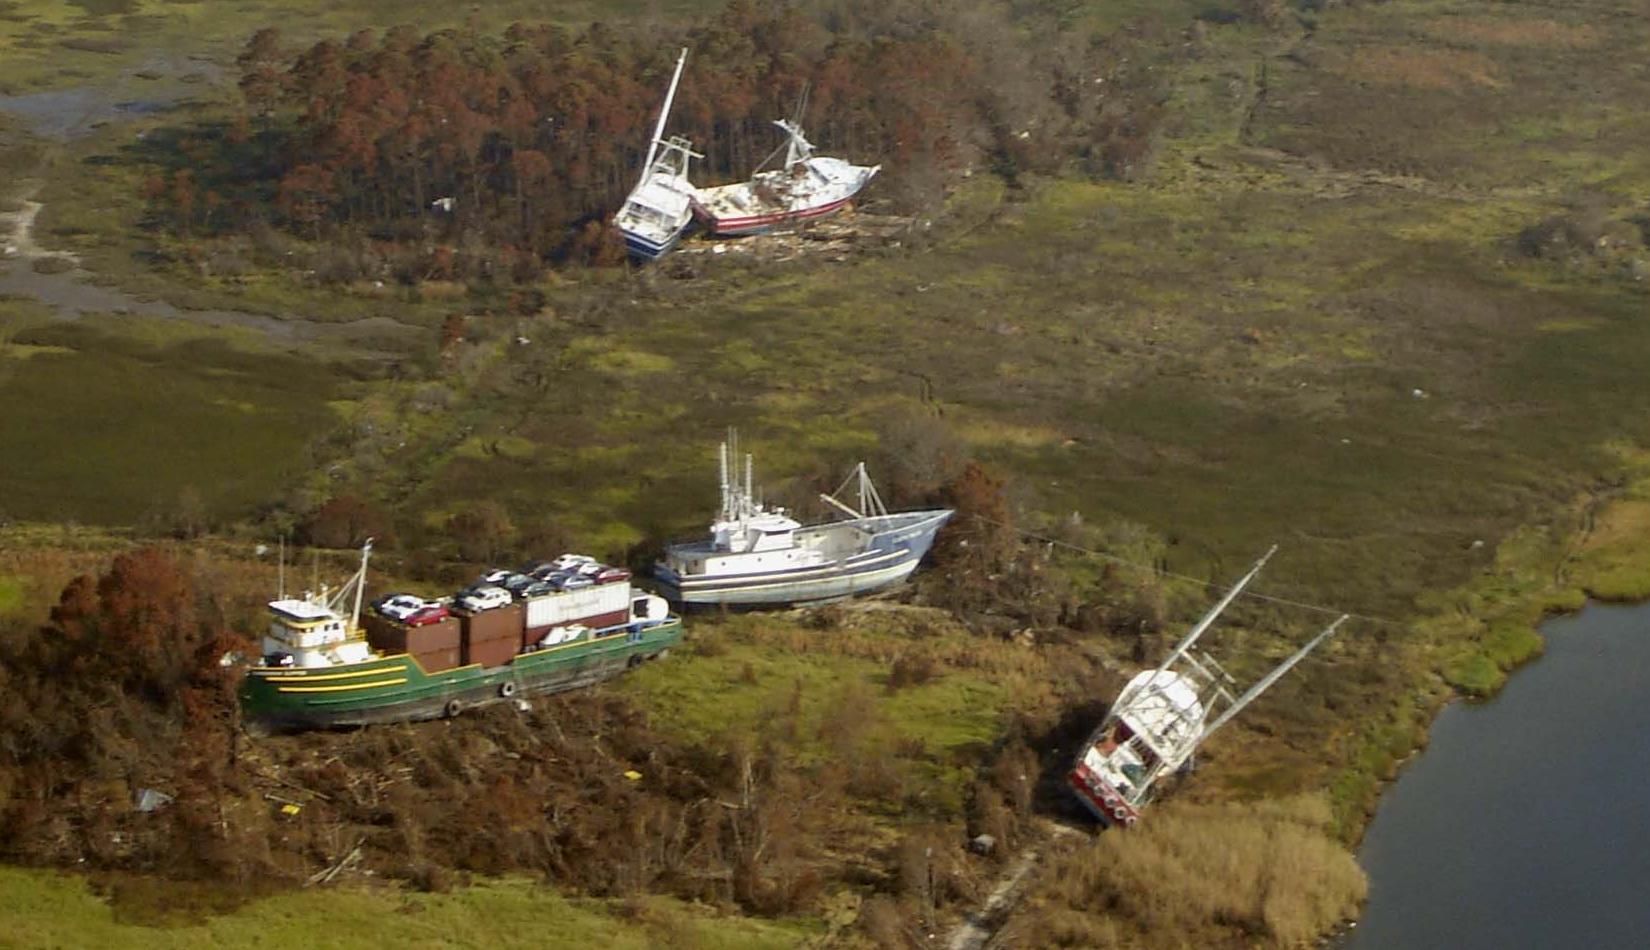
[692,117,878,236]
[654,432,951,606]
[1067,546,1347,828]
[614,49,702,261]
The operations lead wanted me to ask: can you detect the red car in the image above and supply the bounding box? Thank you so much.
[404,603,451,627]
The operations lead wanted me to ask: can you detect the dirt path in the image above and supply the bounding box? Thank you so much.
[1,183,421,355]
[946,823,1086,950]
[0,190,69,264]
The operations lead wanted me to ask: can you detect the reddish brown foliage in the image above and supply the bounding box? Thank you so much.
[0,549,250,875]
[301,492,395,550]
[135,3,1173,277]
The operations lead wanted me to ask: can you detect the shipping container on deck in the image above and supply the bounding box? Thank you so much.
[466,636,519,670]
[458,603,524,665]
[523,581,631,631]
[412,646,463,673]
[366,613,460,655]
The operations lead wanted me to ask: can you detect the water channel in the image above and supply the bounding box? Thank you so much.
[1346,601,1650,948]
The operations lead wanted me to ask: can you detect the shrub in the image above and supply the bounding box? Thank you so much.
[888,653,938,690]
[1018,794,1366,947]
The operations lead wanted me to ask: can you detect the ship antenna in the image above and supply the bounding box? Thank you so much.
[311,549,320,599]
[277,534,286,600]
[746,452,754,515]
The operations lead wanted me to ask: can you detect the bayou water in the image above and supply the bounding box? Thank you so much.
[1346,602,1650,948]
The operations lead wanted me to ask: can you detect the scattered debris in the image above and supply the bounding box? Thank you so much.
[305,842,364,887]
[132,788,173,813]
[674,211,910,266]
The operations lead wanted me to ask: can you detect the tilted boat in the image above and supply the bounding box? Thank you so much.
[1067,547,1346,828]
[240,543,681,734]
[614,48,703,261]
[654,433,952,606]
[691,117,878,236]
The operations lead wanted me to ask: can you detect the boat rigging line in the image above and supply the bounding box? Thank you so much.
[959,511,1405,629]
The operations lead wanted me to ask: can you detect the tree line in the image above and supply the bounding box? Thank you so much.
[140,0,1173,279]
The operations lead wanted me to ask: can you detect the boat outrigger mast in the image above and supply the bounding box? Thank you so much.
[1202,612,1347,740]
[717,428,762,523]
[637,48,692,189]
[1068,545,1348,826]
[820,463,889,520]
[297,540,372,628]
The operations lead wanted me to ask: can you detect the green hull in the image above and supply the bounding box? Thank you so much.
[240,620,682,734]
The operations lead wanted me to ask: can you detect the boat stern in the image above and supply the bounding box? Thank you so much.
[1068,761,1142,828]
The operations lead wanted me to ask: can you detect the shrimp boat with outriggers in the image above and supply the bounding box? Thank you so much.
[1068,547,1347,828]
[692,112,879,236]
[614,48,702,261]
[240,543,681,734]
[654,433,952,606]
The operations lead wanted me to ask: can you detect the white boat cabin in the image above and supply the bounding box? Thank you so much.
[259,543,377,670]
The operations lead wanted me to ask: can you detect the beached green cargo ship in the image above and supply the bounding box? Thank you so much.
[240,544,681,734]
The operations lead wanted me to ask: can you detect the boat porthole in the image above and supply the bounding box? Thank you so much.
[444,699,463,719]
[499,681,517,698]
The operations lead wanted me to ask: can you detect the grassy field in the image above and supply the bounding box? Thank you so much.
[617,610,1036,819]
[0,866,816,949]
[0,306,353,524]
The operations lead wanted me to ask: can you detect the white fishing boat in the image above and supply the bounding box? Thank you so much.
[691,114,878,236]
[654,432,951,606]
[1067,547,1347,828]
[614,49,702,261]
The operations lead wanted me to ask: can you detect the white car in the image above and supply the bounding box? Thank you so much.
[551,554,596,572]
[376,594,425,621]
[479,568,514,586]
[457,585,512,613]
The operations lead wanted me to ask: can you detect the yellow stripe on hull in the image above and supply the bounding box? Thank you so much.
[277,677,409,694]
[258,665,409,683]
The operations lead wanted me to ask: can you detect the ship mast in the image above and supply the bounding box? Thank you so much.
[638,48,688,188]
[350,539,373,631]
[718,435,731,522]
[1201,613,1348,740]
[1150,545,1277,680]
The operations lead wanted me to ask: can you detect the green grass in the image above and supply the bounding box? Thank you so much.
[0,310,345,523]
[618,615,1016,817]
[0,866,815,949]
[0,574,24,614]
